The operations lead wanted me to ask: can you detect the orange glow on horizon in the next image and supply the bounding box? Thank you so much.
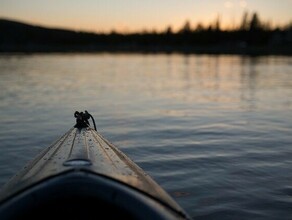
[0,0,291,34]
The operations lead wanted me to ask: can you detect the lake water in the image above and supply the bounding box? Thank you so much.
[0,53,291,219]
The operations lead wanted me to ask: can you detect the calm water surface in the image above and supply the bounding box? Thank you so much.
[0,53,291,219]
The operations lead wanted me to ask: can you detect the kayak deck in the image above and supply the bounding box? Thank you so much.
[0,127,191,220]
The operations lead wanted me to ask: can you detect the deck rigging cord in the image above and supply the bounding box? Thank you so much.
[74,110,97,130]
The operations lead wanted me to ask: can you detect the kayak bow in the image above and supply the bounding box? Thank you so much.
[0,111,191,220]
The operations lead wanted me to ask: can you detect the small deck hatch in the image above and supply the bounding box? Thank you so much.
[63,159,92,166]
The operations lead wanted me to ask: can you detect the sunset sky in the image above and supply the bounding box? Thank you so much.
[0,0,291,33]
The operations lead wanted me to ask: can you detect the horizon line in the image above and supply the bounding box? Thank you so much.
[1,13,291,35]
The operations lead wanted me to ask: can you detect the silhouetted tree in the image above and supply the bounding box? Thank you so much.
[165,25,173,35]
[207,24,213,32]
[195,22,204,32]
[150,28,158,34]
[179,20,192,34]
[249,12,262,31]
[214,15,221,31]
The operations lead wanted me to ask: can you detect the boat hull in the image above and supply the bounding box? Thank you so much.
[0,127,191,220]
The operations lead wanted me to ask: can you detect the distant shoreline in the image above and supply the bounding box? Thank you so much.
[1,45,291,56]
[1,18,291,56]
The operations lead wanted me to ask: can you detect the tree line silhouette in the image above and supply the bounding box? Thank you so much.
[0,11,291,54]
